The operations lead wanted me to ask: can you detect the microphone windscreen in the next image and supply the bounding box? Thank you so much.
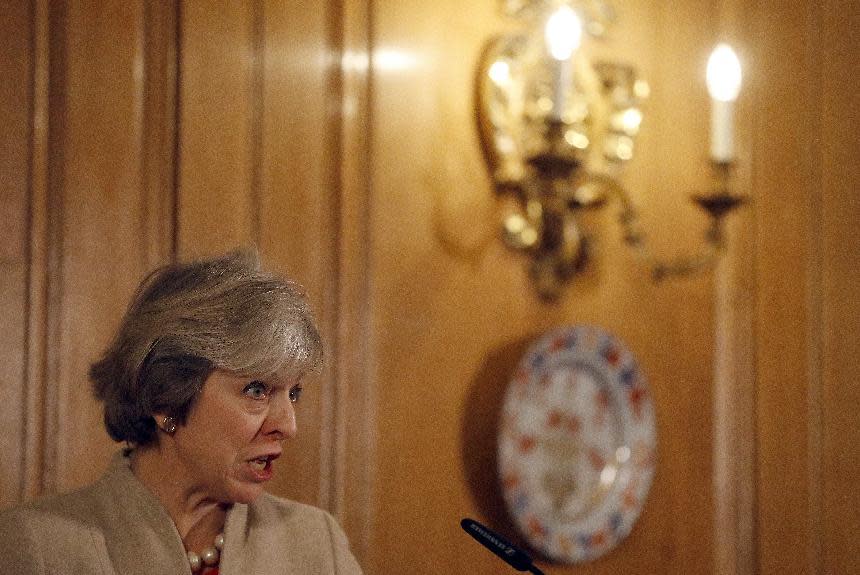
[460,518,534,572]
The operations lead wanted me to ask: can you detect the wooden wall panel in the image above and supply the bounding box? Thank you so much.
[2,2,857,574]
[753,1,820,572]
[0,0,179,498]
[49,0,174,491]
[334,0,375,558]
[819,1,860,572]
[22,0,51,500]
[178,1,257,256]
[753,0,860,573]
[141,1,180,264]
[0,0,33,506]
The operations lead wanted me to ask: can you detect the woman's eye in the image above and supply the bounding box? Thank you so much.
[288,385,303,404]
[243,381,269,400]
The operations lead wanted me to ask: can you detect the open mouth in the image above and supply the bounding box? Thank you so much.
[247,452,280,473]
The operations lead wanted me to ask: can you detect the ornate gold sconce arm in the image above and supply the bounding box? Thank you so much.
[592,164,747,282]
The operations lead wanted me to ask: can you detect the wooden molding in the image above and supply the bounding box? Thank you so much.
[333,0,376,562]
[141,0,180,266]
[22,0,50,501]
[35,0,70,497]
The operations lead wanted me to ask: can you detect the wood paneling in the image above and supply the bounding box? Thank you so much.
[0,0,34,506]
[141,1,180,264]
[2,1,858,574]
[753,0,860,573]
[753,1,821,572]
[23,0,51,500]
[334,0,375,558]
[0,0,179,497]
[48,0,173,491]
[818,1,859,573]
[178,1,257,255]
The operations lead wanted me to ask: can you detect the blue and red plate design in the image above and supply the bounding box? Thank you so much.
[498,325,657,563]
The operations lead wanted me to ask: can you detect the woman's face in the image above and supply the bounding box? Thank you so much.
[169,369,303,504]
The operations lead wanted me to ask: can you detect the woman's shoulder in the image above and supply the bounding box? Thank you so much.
[0,481,107,527]
[0,484,113,573]
[243,494,352,550]
[248,492,336,531]
[0,452,142,533]
[238,494,364,574]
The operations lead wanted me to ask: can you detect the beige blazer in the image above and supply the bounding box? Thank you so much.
[0,451,363,574]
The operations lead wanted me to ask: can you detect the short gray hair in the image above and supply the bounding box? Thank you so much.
[90,249,322,446]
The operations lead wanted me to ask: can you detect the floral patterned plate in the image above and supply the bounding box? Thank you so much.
[498,325,657,563]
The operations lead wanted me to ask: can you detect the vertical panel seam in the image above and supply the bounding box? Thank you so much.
[335,0,376,559]
[325,0,346,515]
[354,0,377,554]
[22,0,46,502]
[140,1,179,268]
[363,0,377,548]
[41,0,67,495]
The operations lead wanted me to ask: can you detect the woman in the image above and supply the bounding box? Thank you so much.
[0,250,363,574]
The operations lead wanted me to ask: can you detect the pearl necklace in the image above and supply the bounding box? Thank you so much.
[187,532,224,572]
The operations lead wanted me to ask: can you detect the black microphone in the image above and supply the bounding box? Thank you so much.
[460,518,545,575]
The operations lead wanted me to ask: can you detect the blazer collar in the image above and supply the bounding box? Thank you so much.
[98,450,250,575]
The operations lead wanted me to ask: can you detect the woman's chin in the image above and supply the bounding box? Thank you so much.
[224,478,266,505]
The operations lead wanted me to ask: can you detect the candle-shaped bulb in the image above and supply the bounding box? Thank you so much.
[706,43,742,102]
[706,43,742,163]
[545,6,582,121]
[545,6,582,61]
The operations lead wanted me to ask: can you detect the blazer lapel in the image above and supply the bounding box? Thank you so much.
[96,451,192,575]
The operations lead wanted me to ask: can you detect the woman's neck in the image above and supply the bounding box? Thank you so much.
[129,445,229,549]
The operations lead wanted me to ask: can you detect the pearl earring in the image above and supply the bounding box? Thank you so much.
[162,416,177,434]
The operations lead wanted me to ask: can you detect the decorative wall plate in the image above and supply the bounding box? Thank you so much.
[498,325,657,563]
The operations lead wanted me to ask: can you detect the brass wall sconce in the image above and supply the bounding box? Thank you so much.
[476,0,746,300]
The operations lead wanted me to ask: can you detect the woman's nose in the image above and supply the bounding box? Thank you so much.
[265,392,298,440]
